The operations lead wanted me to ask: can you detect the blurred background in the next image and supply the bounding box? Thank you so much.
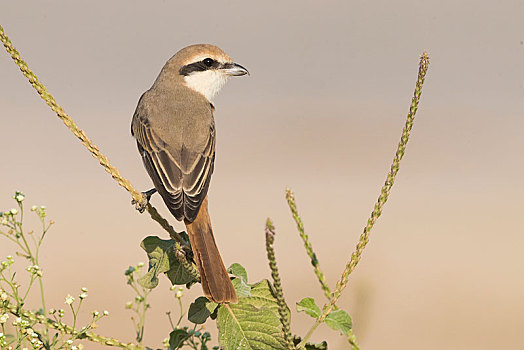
[1,1,523,349]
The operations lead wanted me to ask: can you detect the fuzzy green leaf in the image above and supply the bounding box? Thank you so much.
[228,263,248,282]
[169,329,190,349]
[207,301,219,320]
[232,277,252,297]
[325,309,353,335]
[188,296,212,324]
[296,297,321,318]
[217,279,287,350]
[206,302,218,314]
[138,236,195,289]
[165,259,195,286]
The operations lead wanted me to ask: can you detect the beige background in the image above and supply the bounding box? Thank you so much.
[1,1,524,349]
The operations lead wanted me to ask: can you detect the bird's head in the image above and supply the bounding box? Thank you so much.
[167,44,249,101]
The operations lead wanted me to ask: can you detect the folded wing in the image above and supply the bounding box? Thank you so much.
[132,98,215,222]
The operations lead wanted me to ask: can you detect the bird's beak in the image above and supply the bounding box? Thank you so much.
[221,62,249,76]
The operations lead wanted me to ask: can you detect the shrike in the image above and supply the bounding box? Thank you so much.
[131,44,248,303]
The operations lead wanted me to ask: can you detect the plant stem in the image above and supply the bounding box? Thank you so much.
[285,190,332,301]
[174,242,200,282]
[176,297,184,327]
[166,311,175,330]
[297,52,430,349]
[265,219,295,350]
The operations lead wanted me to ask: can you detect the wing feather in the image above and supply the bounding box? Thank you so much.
[132,93,215,222]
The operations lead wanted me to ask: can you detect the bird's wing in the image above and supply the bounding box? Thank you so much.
[132,97,215,222]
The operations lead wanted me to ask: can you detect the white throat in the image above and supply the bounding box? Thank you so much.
[184,70,229,101]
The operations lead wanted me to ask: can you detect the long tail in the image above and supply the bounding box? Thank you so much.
[185,197,238,304]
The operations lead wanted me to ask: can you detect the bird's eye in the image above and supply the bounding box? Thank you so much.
[203,58,214,67]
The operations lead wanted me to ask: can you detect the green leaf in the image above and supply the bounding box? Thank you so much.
[246,279,282,314]
[296,297,321,318]
[292,336,327,350]
[208,302,219,320]
[217,279,288,350]
[325,309,353,335]
[188,297,212,324]
[206,302,218,314]
[169,329,190,349]
[138,236,195,288]
[232,277,251,297]
[166,260,195,286]
[228,263,248,282]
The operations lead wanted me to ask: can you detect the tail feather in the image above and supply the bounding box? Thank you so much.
[185,198,237,304]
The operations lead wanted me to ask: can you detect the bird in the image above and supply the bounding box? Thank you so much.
[131,44,248,304]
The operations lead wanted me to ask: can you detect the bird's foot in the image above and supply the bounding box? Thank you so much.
[132,188,157,213]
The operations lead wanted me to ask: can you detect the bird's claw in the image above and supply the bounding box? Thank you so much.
[132,188,157,213]
[132,198,148,213]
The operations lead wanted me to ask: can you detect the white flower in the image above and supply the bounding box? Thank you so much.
[0,291,8,301]
[66,339,73,345]
[13,317,22,325]
[26,265,42,277]
[81,287,88,293]
[9,208,18,215]
[13,192,25,202]
[0,313,9,324]
[18,318,29,327]
[65,294,75,305]
[103,310,109,316]
[137,262,145,268]
[71,346,78,350]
